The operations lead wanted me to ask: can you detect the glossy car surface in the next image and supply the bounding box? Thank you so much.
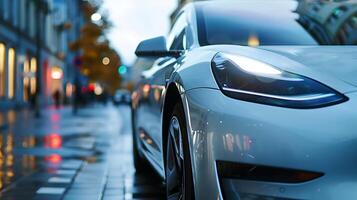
[132,1,357,199]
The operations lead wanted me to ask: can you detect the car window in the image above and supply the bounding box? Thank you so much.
[170,30,186,50]
[197,2,321,46]
[167,13,187,50]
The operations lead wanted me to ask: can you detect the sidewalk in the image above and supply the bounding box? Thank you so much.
[0,105,164,200]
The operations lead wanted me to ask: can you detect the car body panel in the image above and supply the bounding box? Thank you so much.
[176,45,357,94]
[184,88,357,199]
[134,35,357,200]
[259,46,357,87]
[134,37,357,200]
[133,55,191,178]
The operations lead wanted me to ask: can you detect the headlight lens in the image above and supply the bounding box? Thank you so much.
[211,53,347,109]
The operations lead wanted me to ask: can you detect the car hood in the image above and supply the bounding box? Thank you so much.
[259,46,357,88]
[179,45,357,94]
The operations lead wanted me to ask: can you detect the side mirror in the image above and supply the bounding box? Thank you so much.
[135,36,181,58]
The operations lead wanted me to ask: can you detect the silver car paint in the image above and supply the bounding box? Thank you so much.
[135,43,357,199]
[134,2,357,198]
[260,46,357,87]
[175,45,357,94]
[165,45,357,199]
[182,87,357,199]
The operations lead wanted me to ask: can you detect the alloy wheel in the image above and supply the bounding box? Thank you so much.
[166,116,185,200]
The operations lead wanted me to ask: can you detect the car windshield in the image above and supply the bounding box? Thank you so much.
[196,1,357,46]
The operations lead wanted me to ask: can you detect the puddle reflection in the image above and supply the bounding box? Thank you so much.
[44,134,62,149]
[7,111,16,124]
[22,136,36,148]
[0,114,3,127]
[22,155,36,171]
[0,131,67,191]
[0,133,15,190]
[44,154,62,166]
[50,113,61,123]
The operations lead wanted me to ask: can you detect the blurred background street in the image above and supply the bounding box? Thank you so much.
[0,0,178,112]
[0,104,164,200]
[0,0,176,199]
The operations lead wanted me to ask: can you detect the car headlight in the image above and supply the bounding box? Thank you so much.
[211,53,348,109]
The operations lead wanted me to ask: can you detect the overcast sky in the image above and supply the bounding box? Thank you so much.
[102,0,178,65]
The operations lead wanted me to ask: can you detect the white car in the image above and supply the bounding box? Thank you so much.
[132,1,357,199]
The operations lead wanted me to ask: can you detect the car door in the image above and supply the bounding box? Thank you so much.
[136,12,189,170]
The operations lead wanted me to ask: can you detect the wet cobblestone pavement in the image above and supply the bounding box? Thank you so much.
[0,105,165,200]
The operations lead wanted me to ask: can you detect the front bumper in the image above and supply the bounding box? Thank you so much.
[183,88,357,200]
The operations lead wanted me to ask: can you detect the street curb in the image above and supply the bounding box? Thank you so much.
[0,124,9,131]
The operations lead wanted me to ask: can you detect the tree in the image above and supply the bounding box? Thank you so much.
[69,0,121,94]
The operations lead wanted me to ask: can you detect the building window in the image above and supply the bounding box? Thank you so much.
[25,0,30,33]
[8,0,13,24]
[30,57,37,95]
[19,0,26,31]
[29,2,36,38]
[3,0,9,20]
[12,0,19,27]
[7,48,15,99]
[0,43,5,98]
[23,58,30,102]
[0,0,4,19]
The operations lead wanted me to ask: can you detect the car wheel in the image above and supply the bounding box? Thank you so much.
[166,103,195,200]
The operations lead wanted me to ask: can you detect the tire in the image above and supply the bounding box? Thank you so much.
[165,103,195,200]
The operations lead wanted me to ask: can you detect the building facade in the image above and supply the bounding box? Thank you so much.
[0,0,83,110]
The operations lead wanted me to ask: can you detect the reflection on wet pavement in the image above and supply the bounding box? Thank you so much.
[0,105,165,200]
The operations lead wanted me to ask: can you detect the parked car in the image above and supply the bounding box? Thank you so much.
[132,1,357,199]
[113,89,131,105]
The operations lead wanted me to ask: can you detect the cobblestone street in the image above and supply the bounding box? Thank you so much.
[0,105,165,200]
